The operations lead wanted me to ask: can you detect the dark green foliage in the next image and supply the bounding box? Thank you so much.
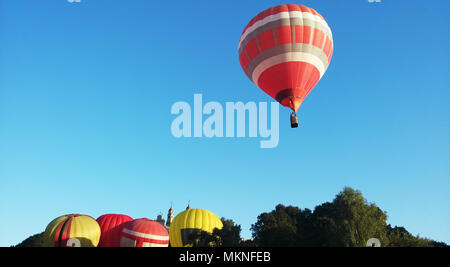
[251,205,302,247]
[14,232,45,247]
[187,218,244,247]
[311,187,389,247]
[250,187,447,247]
[385,225,445,247]
[218,218,243,247]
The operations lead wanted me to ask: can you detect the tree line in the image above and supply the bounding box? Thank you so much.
[15,187,448,247]
[187,187,447,247]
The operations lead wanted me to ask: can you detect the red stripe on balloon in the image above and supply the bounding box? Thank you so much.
[257,30,275,51]
[53,219,64,247]
[328,45,334,63]
[275,26,293,45]
[239,50,250,71]
[323,36,332,58]
[61,217,73,247]
[295,26,312,44]
[245,39,260,59]
[312,28,325,49]
[53,216,73,247]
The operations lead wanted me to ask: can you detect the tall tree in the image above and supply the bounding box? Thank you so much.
[251,205,302,247]
[217,218,242,247]
[311,187,389,246]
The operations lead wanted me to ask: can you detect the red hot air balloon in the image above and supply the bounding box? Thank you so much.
[238,4,334,128]
[97,214,133,247]
[120,218,169,247]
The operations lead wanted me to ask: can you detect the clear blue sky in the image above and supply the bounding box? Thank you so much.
[0,0,449,246]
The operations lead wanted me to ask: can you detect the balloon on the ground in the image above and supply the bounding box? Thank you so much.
[238,4,333,115]
[169,208,223,247]
[97,214,133,247]
[43,214,101,247]
[120,218,169,247]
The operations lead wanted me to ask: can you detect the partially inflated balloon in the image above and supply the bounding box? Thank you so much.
[169,209,223,247]
[120,218,169,247]
[97,214,133,247]
[43,214,101,247]
[238,4,333,113]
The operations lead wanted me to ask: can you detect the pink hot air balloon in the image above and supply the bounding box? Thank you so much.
[97,214,133,247]
[120,218,169,247]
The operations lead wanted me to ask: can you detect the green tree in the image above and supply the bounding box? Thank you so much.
[14,232,45,247]
[252,187,390,247]
[312,187,389,247]
[251,205,304,247]
[187,218,243,247]
[217,218,242,247]
[385,225,439,247]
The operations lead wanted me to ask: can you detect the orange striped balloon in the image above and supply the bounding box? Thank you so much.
[238,4,333,113]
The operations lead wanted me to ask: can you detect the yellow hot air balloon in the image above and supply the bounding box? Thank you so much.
[43,214,101,247]
[169,208,223,247]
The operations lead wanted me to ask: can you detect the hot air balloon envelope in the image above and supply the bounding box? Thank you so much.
[43,214,101,247]
[169,208,223,247]
[238,4,333,113]
[120,218,169,247]
[97,214,133,247]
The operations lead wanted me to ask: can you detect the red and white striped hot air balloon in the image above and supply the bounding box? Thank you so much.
[120,218,169,247]
[238,4,334,128]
